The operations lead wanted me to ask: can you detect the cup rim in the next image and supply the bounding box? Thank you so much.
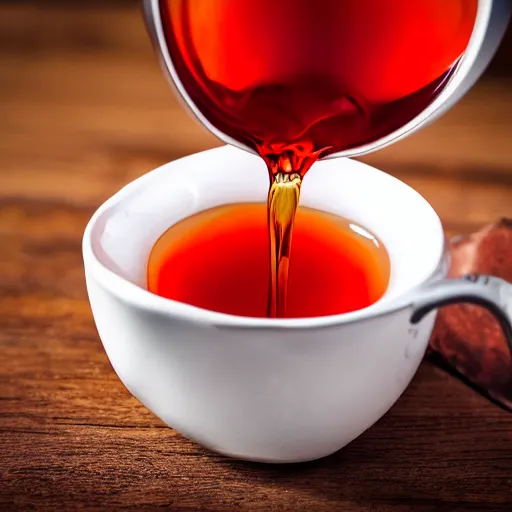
[83,147,449,330]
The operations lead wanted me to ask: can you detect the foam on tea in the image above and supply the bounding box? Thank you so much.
[147,204,390,319]
[159,0,476,317]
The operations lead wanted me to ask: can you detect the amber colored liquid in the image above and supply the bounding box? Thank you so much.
[158,0,476,317]
[147,204,390,319]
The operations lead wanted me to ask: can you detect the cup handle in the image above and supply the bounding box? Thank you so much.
[410,274,512,357]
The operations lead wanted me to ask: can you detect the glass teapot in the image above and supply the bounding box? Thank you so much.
[143,0,510,167]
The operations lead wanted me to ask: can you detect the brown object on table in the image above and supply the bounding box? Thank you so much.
[1,3,512,511]
[429,219,512,410]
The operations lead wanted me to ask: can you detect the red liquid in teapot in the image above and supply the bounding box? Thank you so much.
[161,0,477,164]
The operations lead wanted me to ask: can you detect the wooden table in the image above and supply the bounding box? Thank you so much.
[1,4,512,511]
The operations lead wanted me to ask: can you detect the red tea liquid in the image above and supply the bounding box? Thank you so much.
[147,205,390,318]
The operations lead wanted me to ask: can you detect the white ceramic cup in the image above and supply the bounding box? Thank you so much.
[83,146,512,463]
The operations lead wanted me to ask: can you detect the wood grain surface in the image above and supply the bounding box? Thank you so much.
[1,3,512,511]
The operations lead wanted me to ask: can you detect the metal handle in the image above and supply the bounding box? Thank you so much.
[411,274,512,358]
